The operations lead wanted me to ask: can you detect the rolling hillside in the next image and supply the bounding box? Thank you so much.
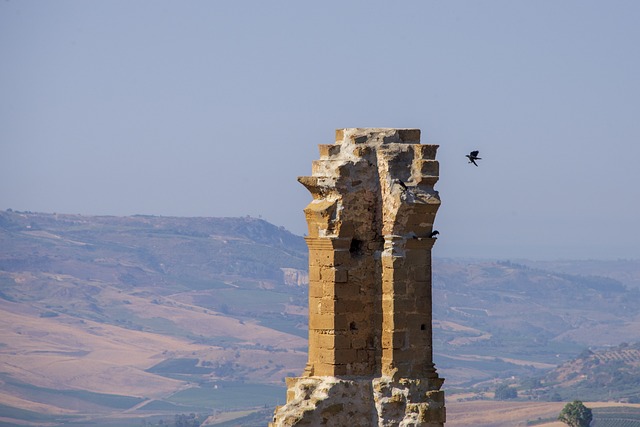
[0,211,308,426]
[432,259,640,388]
[1,210,640,426]
[534,342,640,402]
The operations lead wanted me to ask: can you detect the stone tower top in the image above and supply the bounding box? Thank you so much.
[299,127,439,240]
[335,128,422,145]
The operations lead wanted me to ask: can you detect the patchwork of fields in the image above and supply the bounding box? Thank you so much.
[2,211,640,426]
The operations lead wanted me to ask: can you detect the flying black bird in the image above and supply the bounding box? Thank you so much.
[466,150,481,166]
[395,179,408,192]
[430,230,440,239]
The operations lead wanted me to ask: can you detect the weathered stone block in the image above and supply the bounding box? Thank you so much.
[412,266,431,282]
[413,144,439,159]
[353,145,373,157]
[382,277,406,295]
[312,362,334,376]
[351,336,368,350]
[405,248,429,265]
[415,159,439,176]
[333,249,351,266]
[405,238,436,250]
[331,364,348,376]
[382,332,406,349]
[309,313,334,330]
[318,348,338,365]
[308,296,322,314]
[320,266,347,283]
[334,281,360,298]
[308,265,320,282]
[317,333,334,350]
[308,286,323,302]
[318,144,341,158]
[334,334,352,350]
[398,129,421,143]
[319,297,335,315]
[334,298,363,314]
[381,254,405,268]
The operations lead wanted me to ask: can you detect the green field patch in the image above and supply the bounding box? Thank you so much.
[209,408,274,426]
[63,417,162,427]
[181,278,230,291]
[257,314,307,338]
[552,382,640,403]
[445,338,584,365]
[136,315,188,335]
[146,358,213,375]
[435,353,528,373]
[148,373,209,383]
[167,381,285,410]
[592,406,640,427]
[0,376,144,411]
[0,403,56,422]
[138,399,207,413]
[191,335,243,347]
[103,305,190,337]
[56,389,144,409]
[197,288,293,314]
[454,307,489,317]
[0,289,17,302]
[592,419,640,427]
[216,288,291,313]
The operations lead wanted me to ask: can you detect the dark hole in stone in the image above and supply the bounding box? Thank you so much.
[353,135,368,144]
[420,324,426,331]
[350,239,364,257]
[350,321,357,331]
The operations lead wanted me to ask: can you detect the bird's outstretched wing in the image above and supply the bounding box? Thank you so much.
[466,150,481,166]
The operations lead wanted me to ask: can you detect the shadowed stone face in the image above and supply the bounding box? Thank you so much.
[271,128,446,427]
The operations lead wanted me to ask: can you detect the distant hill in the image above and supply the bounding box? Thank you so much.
[0,210,307,287]
[434,259,640,344]
[0,210,309,426]
[519,259,640,290]
[532,342,640,402]
[1,210,640,426]
[432,258,640,388]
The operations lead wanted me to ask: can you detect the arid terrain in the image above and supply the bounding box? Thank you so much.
[2,210,640,426]
[445,400,640,427]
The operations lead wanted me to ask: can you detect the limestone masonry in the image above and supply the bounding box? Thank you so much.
[270,128,445,426]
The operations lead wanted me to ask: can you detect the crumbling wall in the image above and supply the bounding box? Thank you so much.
[271,128,445,426]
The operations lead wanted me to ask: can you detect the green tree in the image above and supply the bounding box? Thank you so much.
[494,383,518,400]
[558,400,593,427]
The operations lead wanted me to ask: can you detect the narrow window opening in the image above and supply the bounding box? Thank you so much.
[420,324,426,331]
[349,238,364,257]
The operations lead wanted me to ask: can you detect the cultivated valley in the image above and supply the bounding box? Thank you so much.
[1,210,640,426]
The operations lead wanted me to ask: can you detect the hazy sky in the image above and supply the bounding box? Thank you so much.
[1,1,639,260]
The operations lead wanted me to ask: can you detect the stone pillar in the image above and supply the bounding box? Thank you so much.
[271,128,445,427]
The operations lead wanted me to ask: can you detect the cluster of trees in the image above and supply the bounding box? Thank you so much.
[558,401,592,427]
[494,383,518,400]
[173,414,203,427]
[140,413,204,427]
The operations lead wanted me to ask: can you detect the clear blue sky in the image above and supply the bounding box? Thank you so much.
[1,1,639,260]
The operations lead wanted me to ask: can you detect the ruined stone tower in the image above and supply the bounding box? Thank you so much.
[271,128,445,426]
